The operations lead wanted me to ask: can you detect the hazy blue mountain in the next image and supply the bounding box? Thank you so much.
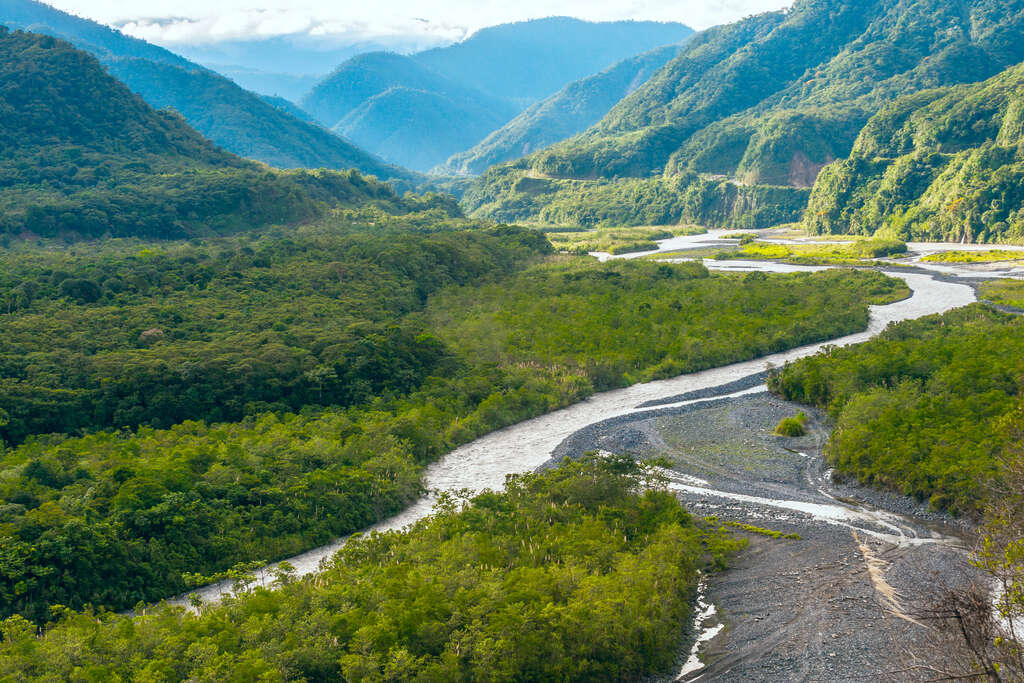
[301,52,513,128]
[440,43,685,176]
[299,19,692,172]
[0,0,415,183]
[412,17,694,107]
[335,86,516,171]
[300,51,516,170]
[166,32,449,100]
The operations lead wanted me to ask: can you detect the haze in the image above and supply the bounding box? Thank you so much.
[39,1,792,46]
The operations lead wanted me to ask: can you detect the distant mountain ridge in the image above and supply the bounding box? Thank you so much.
[0,0,416,184]
[464,0,1024,231]
[298,18,693,173]
[0,27,417,240]
[411,17,693,108]
[300,51,518,172]
[440,44,685,176]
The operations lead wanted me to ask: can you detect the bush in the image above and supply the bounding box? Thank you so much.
[775,412,808,436]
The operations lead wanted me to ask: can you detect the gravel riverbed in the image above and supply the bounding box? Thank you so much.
[546,391,979,681]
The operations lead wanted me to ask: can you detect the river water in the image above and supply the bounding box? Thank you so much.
[177,261,978,606]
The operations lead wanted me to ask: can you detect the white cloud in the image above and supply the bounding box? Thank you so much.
[45,1,792,46]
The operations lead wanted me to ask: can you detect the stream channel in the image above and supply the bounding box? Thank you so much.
[175,234,1022,680]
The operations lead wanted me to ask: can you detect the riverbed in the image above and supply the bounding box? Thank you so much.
[179,263,977,606]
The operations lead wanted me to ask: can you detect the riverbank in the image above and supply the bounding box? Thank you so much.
[547,390,979,680]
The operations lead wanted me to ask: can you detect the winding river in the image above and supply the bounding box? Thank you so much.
[178,255,983,607]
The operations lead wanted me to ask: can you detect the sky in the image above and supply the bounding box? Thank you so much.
[41,1,792,47]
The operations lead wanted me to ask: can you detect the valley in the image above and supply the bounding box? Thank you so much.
[1,0,1024,679]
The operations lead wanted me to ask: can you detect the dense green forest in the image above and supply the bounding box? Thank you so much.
[0,457,743,681]
[769,305,1024,513]
[464,0,1024,230]
[464,168,809,229]
[0,27,423,240]
[804,64,1024,243]
[0,0,412,182]
[0,207,905,620]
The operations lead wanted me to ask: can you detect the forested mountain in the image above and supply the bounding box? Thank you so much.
[440,44,684,176]
[0,0,413,183]
[466,0,1024,231]
[805,63,1024,243]
[412,18,693,108]
[299,52,516,171]
[0,27,421,240]
[298,19,692,173]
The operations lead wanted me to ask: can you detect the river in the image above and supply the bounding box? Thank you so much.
[177,259,979,607]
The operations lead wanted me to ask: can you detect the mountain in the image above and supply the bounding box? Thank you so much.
[805,63,1024,243]
[0,0,415,184]
[335,86,516,172]
[440,44,685,176]
[165,32,451,101]
[298,19,693,174]
[0,27,417,241]
[300,52,516,171]
[465,0,1024,229]
[412,17,693,108]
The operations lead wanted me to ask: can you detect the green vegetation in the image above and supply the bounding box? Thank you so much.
[716,238,908,264]
[466,0,1024,230]
[423,262,909,389]
[806,63,1024,243]
[0,218,906,621]
[0,3,413,182]
[775,412,808,437]
[980,279,1024,309]
[769,305,1024,514]
[724,521,800,540]
[920,250,1024,263]
[465,169,809,228]
[0,456,744,681]
[544,225,703,254]
[441,44,683,175]
[0,28,424,240]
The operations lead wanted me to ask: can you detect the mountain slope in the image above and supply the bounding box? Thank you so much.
[0,0,414,183]
[466,0,1024,228]
[440,44,684,176]
[334,86,516,172]
[0,27,415,240]
[412,17,693,107]
[805,63,1024,243]
[300,51,517,172]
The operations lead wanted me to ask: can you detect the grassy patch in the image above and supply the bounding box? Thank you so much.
[723,520,801,540]
[545,225,706,254]
[921,250,1024,263]
[980,279,1024,309]
[714,238,908,264]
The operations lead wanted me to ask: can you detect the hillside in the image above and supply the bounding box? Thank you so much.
[298,19,692,173]
[413,17,693,107]
[0,28,418,240]
[440,44,684,176]
[299,52,515,170]
[805,63,1024,243]
[335,86,516,172]
[466,0,1024,228]
[0,0,414,184]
